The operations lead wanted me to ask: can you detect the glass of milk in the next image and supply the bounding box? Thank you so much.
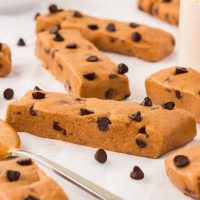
[0,0,40,13]
[179,0,200,71]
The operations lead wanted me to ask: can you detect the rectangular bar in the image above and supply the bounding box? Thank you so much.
[138,0,179,26]
[0,157,68,199]
[36,29,130,100]
[36,9,175,62]
[6,90,196,158]
[146,67,200,122]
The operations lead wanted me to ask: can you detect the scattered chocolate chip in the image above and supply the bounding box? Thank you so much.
[48,4,61,13]
[17,158,32,166]
[130,166,144,180]
[7,170,20,182]
[175,90,182,99]
[162,0,172,2]
[131,32,142,42]
[53,121,63,131]
[105,88,117,99]
[34,12,40,20]
[88,24,99,30]
[86,55,99,62]
[162,101,175,110]
[130,23,140,28]
[83,72,96,80]
[30,105,37,116]
[34,86,42,91]
[106,23,116,32]
[24,195,40,200]
[129,111,142,122]
[97,117,111,132]
[80,108,94,116]
[136,138,147,148]
[53,33,64,42]
[117,63,129,74]
[66,43,78,49]
[94,149,107,163]
[109,74,118,79]
[138,126,146,134]
[49,25,60,34]
[141,97,152,107]
[3,88,14,100]
[175,67,188,75]
[174,155,190,168]
[53,121,67,135]
[32,92,45,99]
[0,43,2,51]
[17,38,26,46]
[73,10,83,18]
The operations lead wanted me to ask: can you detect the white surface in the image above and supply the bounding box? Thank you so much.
[0,0,199,199]
[179,0,200,71]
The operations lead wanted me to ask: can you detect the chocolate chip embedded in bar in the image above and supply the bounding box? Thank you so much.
[138,0,180,26]
[0,157,68,199]
[145,66,200,122]
[35,29,130,100]
[6,90,196,158]
[165,145,200,199]
[0,43,11,77]
[35,10,175,62]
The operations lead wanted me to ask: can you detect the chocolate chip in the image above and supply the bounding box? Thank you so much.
[106,23,116,32]
[83,72,96,80]
[175,90,182,99]
[129,111,142,122]
[131,32,142,42]
[17,158,32,166]
[97,117,111,132]
[30,105,37,116]
[130,166,144,180]
[53,121,67,135]
[7,170,20,182]
[66,43,78,49]
[175,67,188,75]
[94,149,107,163]
[48,4,60,13]
[17,38,26,46]
[34,12,40,20]
[3,88,14,100]
[174,155,190,168]
[32,92,45,99]
[109,74,118,79]
[136,138,147,148]
[0,43,2,51]
[162,101,175,110]
[24,195,40,200]
[88,24,99,30]
[86,55,99,62]
[105,88,117,99]
[162,0,172,2]
[141,97,152,107]
[138,126,146,134]
[117,63,129,74]
[53,121,63,131]
[49,25,60,34]
[80,108,94,116]
[73,10,83,18]
[130,23,140,28]
[34,86,42,91]
[53,33,64,42]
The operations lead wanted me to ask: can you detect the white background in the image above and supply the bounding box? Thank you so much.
[0,0,199,199]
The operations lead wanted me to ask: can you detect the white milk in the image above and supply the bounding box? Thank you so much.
[179,0,200,71]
